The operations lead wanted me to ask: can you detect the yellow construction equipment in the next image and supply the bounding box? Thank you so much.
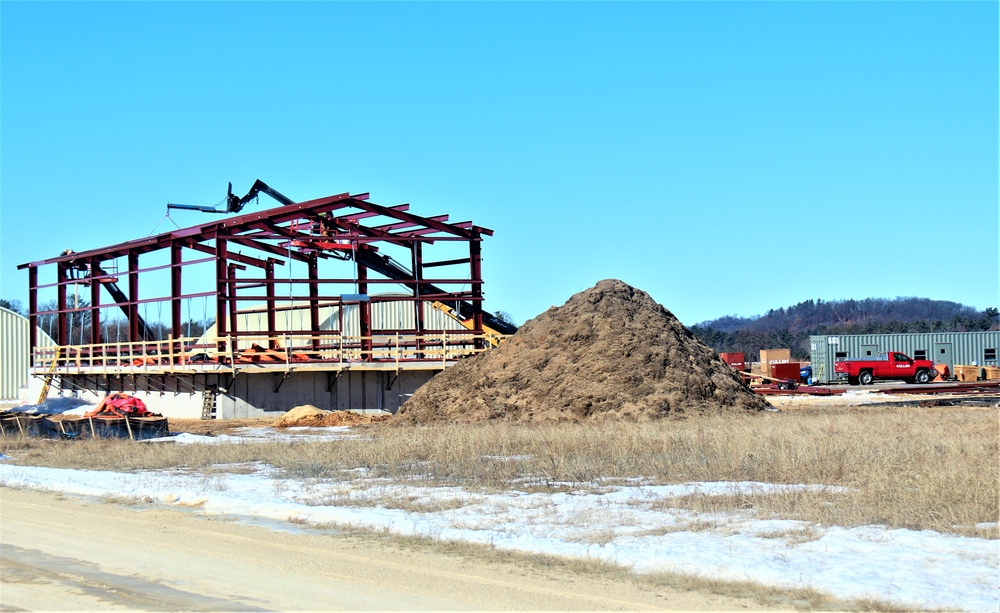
[431,301,507,348]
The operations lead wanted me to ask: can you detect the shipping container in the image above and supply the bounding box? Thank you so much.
[719,352,746,371]
[809,332,1000,384]
[770,362,801,381]
[759,348,792,377]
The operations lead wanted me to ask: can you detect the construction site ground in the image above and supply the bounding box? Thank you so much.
[157,387,995,435]
[1,488,762,611]
[161,383,996,435]
[3,277,993,610]
[763,383,1000,411]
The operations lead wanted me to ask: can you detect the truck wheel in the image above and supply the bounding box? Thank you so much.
[858,371,874,385]
[914,370,930,384]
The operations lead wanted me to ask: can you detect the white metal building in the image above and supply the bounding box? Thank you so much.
[1,306,56,402]
[809,331,1000,384]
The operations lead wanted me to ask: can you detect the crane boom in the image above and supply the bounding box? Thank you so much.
[168,181,294,214]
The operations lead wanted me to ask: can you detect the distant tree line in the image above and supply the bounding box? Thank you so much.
[0,298,23,315]
[691,298,1000,360]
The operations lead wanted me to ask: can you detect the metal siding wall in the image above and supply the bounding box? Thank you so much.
[810,332,1000,384]
[0,307,30,401]
[235,300,464,334]
[341,303,463,336]
[372,301,412,331]
[808,336,829,383]
[195,299,466,348]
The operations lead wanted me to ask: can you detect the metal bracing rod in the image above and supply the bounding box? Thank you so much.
[228,236,312,263]
[210,276,481,285]
[420,257,471,268]
[186,242,280,269]
[32,291,217,316]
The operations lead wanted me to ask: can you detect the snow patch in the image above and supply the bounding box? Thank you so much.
[0,464,994,611]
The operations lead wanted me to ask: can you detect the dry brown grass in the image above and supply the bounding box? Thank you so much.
[2,406,996,538]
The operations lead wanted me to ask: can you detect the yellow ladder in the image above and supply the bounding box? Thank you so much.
[36,349,61,405]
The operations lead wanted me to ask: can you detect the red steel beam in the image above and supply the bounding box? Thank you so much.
[171,241,183,340]
[128,252,140,342]
[265,259,277,349]
[308,254,320,350]
[57,263,68,346]
[215,237,228,353]
[89,256,102,345]
[28,267,37,354]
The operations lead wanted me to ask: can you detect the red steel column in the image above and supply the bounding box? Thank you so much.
[128,252,140,342]
[171,241,183,342]
[57,263,68,347]
[308,254,320,350]
[470,233,484,350]
[227,263,239,352]
[89,257,102,345]
[411,241,424,357]
[358,259,371,361]
[265,259,277,349]
[215,237,228,354]
[28,266,38,360]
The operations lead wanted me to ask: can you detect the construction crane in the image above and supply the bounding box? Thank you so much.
[167,180,288,215]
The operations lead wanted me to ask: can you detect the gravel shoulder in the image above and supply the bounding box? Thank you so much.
[1,487,763,611]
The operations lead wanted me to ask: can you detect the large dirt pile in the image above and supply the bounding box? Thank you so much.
[395,279,771,423]
[274,405,390,428]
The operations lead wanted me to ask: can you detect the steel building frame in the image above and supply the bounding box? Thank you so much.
[18,186,508,373]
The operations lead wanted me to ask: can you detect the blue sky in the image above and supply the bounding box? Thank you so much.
[2,2,997,327]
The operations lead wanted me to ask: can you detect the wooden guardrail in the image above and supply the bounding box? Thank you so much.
[31,331,508,375]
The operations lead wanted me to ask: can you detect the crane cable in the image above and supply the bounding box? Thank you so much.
[147,211,182,237]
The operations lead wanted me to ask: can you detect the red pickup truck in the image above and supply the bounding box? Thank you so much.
[834,352,938,385]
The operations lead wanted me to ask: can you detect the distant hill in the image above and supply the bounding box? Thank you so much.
[691,298,999,360]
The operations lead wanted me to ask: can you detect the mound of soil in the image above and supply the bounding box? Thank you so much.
[395,279,771,423]
[274,405,390,428]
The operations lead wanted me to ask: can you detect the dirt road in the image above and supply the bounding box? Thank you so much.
[1,488,760,611]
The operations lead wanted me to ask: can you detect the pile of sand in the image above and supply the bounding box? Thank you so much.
[274,405,390,428]
[395,279,772,423]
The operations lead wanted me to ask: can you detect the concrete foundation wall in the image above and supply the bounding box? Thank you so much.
[46,369,439,419]
[219,370,436,418]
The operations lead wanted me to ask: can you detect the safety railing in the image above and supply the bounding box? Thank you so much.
[31,330,509,376]
[31,336,229,375]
